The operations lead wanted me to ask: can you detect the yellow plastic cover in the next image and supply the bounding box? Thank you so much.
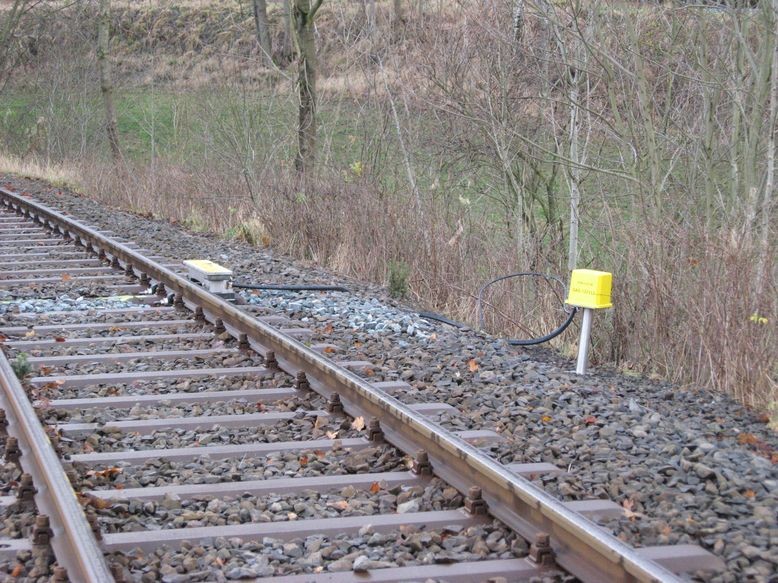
[183,259,232,276]
[566,269,613,309]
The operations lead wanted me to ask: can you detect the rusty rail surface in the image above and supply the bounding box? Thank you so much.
[0,187,709,583]
[0,347,114,581]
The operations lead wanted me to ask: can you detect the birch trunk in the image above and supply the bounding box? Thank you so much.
[567,77,580,273]
[512,0,524,43]
[755,0,777,300]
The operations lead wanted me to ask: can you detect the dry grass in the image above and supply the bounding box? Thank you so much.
[0,153,81,191]
[68,155,775,413]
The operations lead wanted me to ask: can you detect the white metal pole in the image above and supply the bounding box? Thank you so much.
[576,307,593,374]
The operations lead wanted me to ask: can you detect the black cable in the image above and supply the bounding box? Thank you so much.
[476,272,578,346]
[234,274,575,346]
[417,311,469,329]
[506,305,577,345]
[233,283,349,292]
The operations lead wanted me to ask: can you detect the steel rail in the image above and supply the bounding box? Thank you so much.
[0,352,114,582]
[0,187,680,583]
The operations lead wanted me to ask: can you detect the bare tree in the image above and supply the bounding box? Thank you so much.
[97,0,122,168]
[293,0,324,174]
[252,0,273,65]
[545,3,592,272]
[755,0,777,301]
[0,0,44,91]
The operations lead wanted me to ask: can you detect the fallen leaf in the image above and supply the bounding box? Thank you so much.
[54,336,66,343]
[583,415,597,425]
[737,433,758,445]
[353,341,362,348]
[87,467,123,479]
[743,489,756,499]
[0,334,7,343]
[325,430,339,440]
[351,416,365,431]
[541,415,552,423]
[369,481,381,494]
[364,367,375,377]
[82,495,112,510]
[313,450,326,459]
[621,498,642,521]
[61,274,72,282]
[32,398,51,410]
[11,563,22,577]
[298,455,309,467]
[24,329,35,338]
[467,359,479,372]
[41,380,64,391]
[323,346,336,354]
[39,366,53,376]
[108,326,124,333]
[255,402,266,411]
[323,323,334,335]
[330,500,349,511]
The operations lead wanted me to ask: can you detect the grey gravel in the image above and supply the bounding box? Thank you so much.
[3,177,777,582]
[107,520,524,581]
[76,445,409,490]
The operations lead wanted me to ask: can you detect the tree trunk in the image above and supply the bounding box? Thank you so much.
[293,0,323,174]
[512,0,524,44]
[393,0,403,25]
[252,0,273,64]
[364,0,376,34]
[97,0,122,167]
[567,77,580,273]
[755,0,777,301]
[281,0,293,61]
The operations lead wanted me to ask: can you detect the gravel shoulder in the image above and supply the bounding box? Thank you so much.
[1,175,776,582]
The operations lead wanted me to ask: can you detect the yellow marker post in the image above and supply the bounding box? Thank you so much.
[565,269,613,374]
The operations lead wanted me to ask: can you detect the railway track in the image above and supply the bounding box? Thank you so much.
[0,187,724,582]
